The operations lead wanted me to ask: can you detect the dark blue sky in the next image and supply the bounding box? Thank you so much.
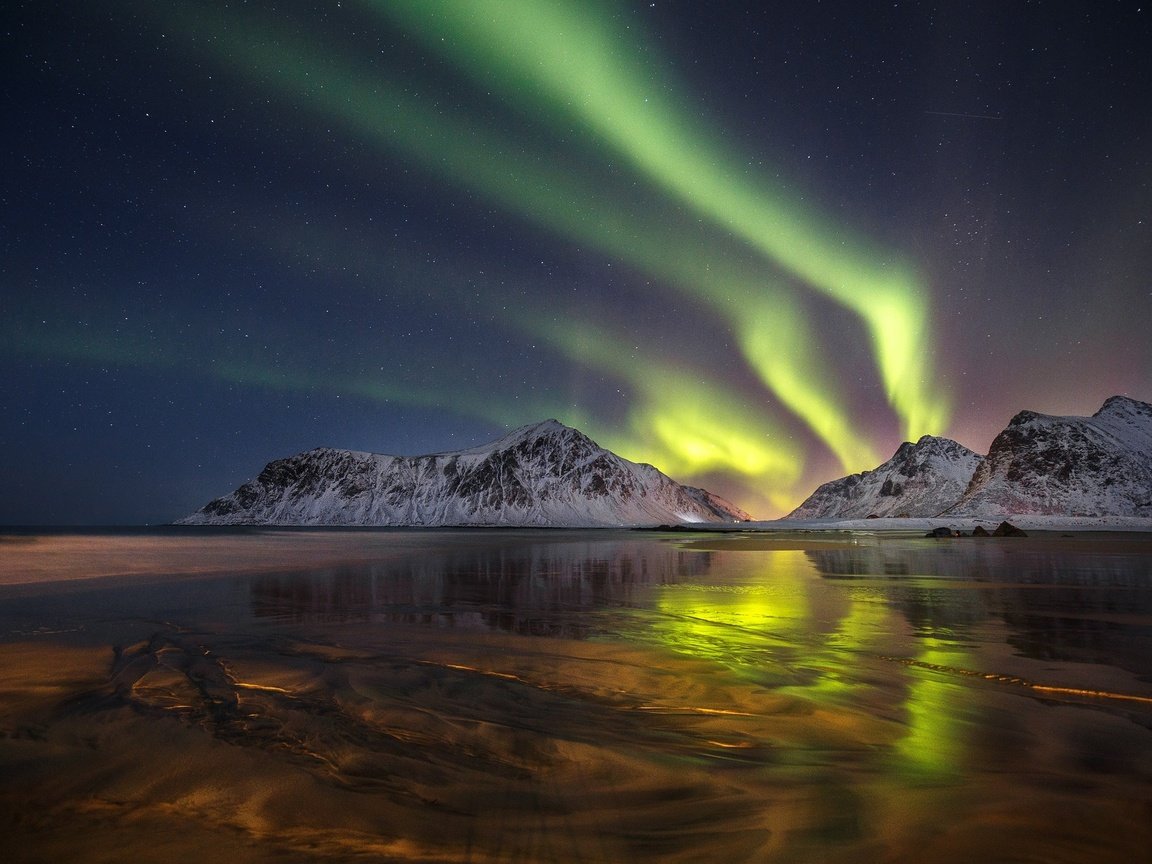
[4,0,1150,523]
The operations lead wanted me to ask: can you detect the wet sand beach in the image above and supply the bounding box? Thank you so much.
[2,528,1151,862]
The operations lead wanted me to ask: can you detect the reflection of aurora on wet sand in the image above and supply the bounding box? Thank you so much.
[646,549,973,781]
[1,528,1151,863]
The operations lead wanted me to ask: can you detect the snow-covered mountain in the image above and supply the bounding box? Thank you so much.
[784,396,1152,521]
[945,396,1152,517]
[178,419,750,527]
[786,436,983,519]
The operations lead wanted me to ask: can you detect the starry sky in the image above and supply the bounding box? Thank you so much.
[4,0,1151,524]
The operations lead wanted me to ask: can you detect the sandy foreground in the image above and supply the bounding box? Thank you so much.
[3,619,1151,863]
[1,527,1151,862]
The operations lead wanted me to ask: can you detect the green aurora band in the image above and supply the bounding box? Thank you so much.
[220,218,814,508]
[114,0,957,513]
[242,213,854,507]
[374,0,949,443]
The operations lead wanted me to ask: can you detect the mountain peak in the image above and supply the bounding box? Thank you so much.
[501,418,580,441]
[514,418,569,433]
[1096,395,1152,420]
[456,418,590,456]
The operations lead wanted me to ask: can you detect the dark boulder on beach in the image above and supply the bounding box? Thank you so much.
[992,520,1028,537]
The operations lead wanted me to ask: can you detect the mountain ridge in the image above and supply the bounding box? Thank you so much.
[944,395,1152,517]
[179,420,750,527]
[786,435,983,519]
[787,396,1152,520]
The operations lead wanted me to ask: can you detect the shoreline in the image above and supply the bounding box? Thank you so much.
[0,520,1150,589]
[737,515,1152,534]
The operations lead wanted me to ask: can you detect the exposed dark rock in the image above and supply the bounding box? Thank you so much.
[992,520,1028,537]
[879,478,903,497]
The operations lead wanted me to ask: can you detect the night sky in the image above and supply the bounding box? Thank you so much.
[4,0,1151,524]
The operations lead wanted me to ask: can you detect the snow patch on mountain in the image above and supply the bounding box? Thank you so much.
[178,419,751,527]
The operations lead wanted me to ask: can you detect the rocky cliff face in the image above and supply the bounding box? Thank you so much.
[178,419,750,527]
[786,436,983,519]
[945,396,1152,517]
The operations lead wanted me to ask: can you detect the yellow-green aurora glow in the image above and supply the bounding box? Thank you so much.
[526,315,805,513]
[95,0,953,515]
[374,0,948,441]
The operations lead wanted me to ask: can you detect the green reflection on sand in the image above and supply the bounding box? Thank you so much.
[4,530,1152,863]
[653,549,969,779]
[896,637,970,779]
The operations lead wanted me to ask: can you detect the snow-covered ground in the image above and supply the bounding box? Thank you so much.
[740,515,1152,533]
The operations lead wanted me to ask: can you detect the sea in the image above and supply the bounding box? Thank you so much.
[1,526,1151,863]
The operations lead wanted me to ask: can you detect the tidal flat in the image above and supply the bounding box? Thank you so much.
[1,527,1151,863]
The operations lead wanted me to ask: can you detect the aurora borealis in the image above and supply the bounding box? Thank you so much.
[4,1,1151,523]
